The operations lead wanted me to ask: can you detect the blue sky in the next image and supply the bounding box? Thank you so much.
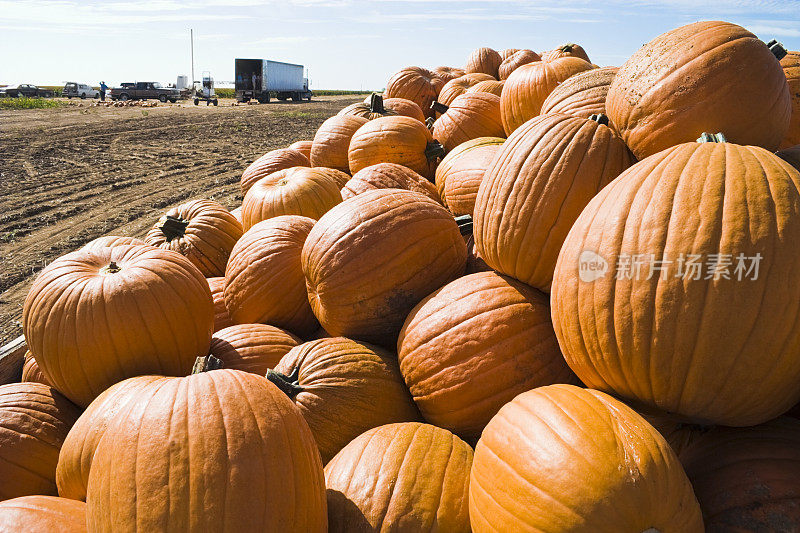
[1,0,799,89]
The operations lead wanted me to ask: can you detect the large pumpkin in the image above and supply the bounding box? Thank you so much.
[497,49,541,80]
[500,56,593,134]
[475,113,634,291]
[432,92,505,152]
[384,66,439,119]
[541,42,591,63]
[607,21,791,159]
[466,79,504,97]
[338,93,398,121]
[85,369,327,532]
[81,235,147,253]
[289,139,313,159]
[432,65,466,84]
[209,323,301,375]
[21,350,51,386]
[342,162,440,203]
[241,147,309,196]
[144,199,243,277]
[437,76,482,110]
[0,383,81,501]
[435,136,504,215]
[465,47,502,78]
[302,189,467,345]
[781,50,800,148]
[382,97,426,122]
[540,66,618,119]
[23,245,213,407]
[310,114,369,173]
[398,271,576,441]
[0,496,86,533]
[224,215,319,337]
[207,276,234,332]
[551,139,800,426]
[679,417,800,531]
[326,422,472,533]
[268,337,421,463]
[469,384,703,532]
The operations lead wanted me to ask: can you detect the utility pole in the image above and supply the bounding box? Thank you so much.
[190,29,195,84]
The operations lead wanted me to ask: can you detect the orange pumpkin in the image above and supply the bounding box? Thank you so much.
[465,47,502,78]
[230,206,242,223]
[0,496,87,533]
[435,136,504,215]
[0,383,81,501]
[465,79,504,97]
[432,65,466,85]
[302,189,467,345]
[475,113,634,291]
[310,114,369,173]
[551,139,800,426]
[470,384,704,532]
[144,199,243,277]
[432,92,505,152]
[437,76,481,110]
[384,66,440,119]
[497,49,541,80]
[241,147,310,196]
[80,235,147,253]
[225,215,319,336]
[498,48,520,61]
[541,42,591,63]
[607,21,791,159]
[338,93,398,121]
[289,139,313,159]
[540,66,619,119]
[207,276,234,332]
[85,370,327,532]
[209,323,301,375]
[383,97,426,122]
[342,162,440,203]
[23,245,213,407]
[326,422,472,532]
[21,350,51,386]
[778,144,800,171]
[268,337,420,463]
[398,271,576,441]
[500,56,593,134]
[780,50,800,148]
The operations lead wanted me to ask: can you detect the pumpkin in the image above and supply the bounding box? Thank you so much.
[500,56,594,134]
[268,337,421,463]
[241,147,310,196]
[606,21,791,159]
[241,167,342,230]
[551,138,800,426]
[225,215,319,337]
[432,66,466,85]
[465,79,504,96]
[781,51,800,148]
[230,206,242,223]
[437,76,482,110]
[498,48,520,60]
[435,137,504,215]
[432,92,504,152]
[289,139,313,159]
[384,66,439,119]
[778,144,800,171]
[23,245,213,407]
[398,271,576,441]
[209,323,301,375]
[469,384,703,532]
[679,417,800,531]
[21,351,51,386]
[475,113,634,291]
[80,235,147,253]
[338,93,398,121]
[342,163,440,203]
[0,383,81,501]
[326,422,472,532]
[56,376,162,502]
[310,114,369,173]
[541,42,591,63]
[144,198,243,277]
[85,369,327,532]
[302,189,467,345]
[348,116,443,179]
[0,496,87,533]
[462,72,495,83]
[207,276,234,332]
[383,97,426,122]
[465,47,502,79]
[497,49,541,80]
[540,66,619,119]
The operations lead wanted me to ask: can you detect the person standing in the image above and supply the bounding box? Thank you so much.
[99,81,108,101]
[251,72,257,92]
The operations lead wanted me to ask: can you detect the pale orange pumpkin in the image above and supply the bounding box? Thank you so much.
[289,140,313,159]
[437,76,482,109]
[209,323,301,375]
[310,114,369,173]
[465,79,504,97]
[384,66,440,119]
[432,65,466,86]
[383,97,426,122]
[80,235,148,254]
[541,42,591,63]
[497,49,541,80]
[435,137,504,215]
[540,66,619,120]
[241,147,310,196]
[465,47,502,78]
[0,496,87,533]
[342,162,441,203]
[432,92,505,152]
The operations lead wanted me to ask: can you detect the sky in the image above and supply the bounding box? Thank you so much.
[1,0,799,90]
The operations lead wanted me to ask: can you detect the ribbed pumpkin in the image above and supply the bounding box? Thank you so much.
[81,235,147,253]
[241,167,342,230]
[540,66,618,119]
[326,422,472,533]
[679,417,800,531]
[541,42,591,63]
[302,189,467,345]
[435,137,504,215]
[56,375,162,502]
[465,79,504,97]
[23,245,213,407]
[382,97,426,122]
[437,76,481,109]
[21,351,51,386]
[500,56,594,134]
[85,370,327,532]
[432,65,465,85]
[384,66,439,119]
[462,72,495,83]
[432,92,505,152]
[241,147,310,196]
[551,139,800,426]
[465,47,502,78]
[209,323,301,375]
[781,51,800,148]
[268,337,421,463]
[469,384,704,532]
[338,93,398,121]
[0,383,81,501]
[475,113,634,291]
[348,116,443,179]
[207,276,234,332]
[398,272,576,441]
[778,144,800,171]
[499,48,519,60]
[497,49,541,80]
[225,215,318,337]
[289,139,313,159]
[310,114,369,173]
[0,496,87,533]
[144,199,243,277]
[607,21,791,159]
[342,162,440,203]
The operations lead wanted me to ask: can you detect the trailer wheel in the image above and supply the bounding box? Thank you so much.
[292,93,301,102]
[120,94,130,101]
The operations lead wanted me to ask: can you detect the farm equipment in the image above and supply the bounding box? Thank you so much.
[193,72,218,106]
[234,59,312,103]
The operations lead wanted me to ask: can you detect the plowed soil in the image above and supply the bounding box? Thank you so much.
[0,95,362,346]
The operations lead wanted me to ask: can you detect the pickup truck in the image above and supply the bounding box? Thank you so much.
[110,82,181,103]
[0,84,54,98]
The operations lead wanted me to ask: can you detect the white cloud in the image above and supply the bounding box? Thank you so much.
[747,24,800,37]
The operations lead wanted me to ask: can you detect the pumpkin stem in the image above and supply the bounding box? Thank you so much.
[766,39,788,60]
[369,93,385,113]
[697,132,727,143]
[103,261,122,274]
[589,113,609,126]
[158,215,189,242]
[266,367,303,399]
[425,141,446,161]
[559,43,575,52]
[455,214,473,236]
[430,101,449,115]
[192,354,223,374]
[425,117,435,130]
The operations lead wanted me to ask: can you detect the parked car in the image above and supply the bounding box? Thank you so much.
[63,82,100,99]
[0,84,54,98]
[110,82,181,103]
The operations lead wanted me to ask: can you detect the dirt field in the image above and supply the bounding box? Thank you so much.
[0,95,363,346]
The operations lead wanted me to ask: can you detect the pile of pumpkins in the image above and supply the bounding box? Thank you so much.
[3,20,800,532]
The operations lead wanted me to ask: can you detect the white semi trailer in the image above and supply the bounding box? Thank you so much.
[234,58,312,103]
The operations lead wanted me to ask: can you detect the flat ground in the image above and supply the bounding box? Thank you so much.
[0,95,362,346]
